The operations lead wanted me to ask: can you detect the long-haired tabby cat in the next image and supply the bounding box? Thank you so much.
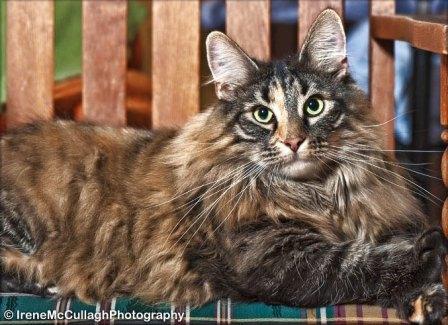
[1,10,447,323]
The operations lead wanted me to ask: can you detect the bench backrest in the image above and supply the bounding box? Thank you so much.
[4,0,395,149]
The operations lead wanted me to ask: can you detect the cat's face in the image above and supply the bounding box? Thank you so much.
[206,10,369,180]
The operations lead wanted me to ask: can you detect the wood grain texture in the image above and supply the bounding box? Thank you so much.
[298,0,343,49]
[441,55,448,287]
[226,0,271,60]
[82,0,127,126]
[441,55,448,126]
[371,15,448,55]
[443,196,448,245]
[152,0,200,128]
[442,144,448,189]
[369,0,395,150]
[53,70,151,127]
[443,154,448,289]
[6,0,54,128]
[441,198,448,288]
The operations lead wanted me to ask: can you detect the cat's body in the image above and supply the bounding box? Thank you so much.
[1,10,447,323]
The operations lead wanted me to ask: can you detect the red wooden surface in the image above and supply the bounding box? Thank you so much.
[151,0,200,128]
[82,0,127,126]
[371,14,448,55]
[226,0,271,61]
[440,54,448,288]
[6,0,54,128]
[369,0,396,150]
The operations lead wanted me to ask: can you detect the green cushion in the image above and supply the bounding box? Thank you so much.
[0,294,404,324]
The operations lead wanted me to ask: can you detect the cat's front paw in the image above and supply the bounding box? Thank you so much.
[402,284,448,324]
[415,228,447,262]
[413,228,447,283]
[41,285,60,298]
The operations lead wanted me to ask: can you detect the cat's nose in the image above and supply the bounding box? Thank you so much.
[283,137,305,153]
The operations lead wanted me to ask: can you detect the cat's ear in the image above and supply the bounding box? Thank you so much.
[299,9,347,77]
[206,31,258,100]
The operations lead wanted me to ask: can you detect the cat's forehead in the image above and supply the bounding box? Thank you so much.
[252,62,331,115]
[257,62,330,102]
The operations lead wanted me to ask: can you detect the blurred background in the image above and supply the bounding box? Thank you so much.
[0,0,447,222]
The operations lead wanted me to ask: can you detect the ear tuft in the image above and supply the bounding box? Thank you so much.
[206,31,258,100]
[299,9,347,77]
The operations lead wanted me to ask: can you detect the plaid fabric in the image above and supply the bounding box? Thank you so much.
[0,294,407,324]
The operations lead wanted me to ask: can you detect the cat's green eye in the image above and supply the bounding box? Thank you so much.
[304,97,325,117]
[253,107,274,124]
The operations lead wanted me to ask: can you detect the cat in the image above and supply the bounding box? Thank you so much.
[1,9,447,323]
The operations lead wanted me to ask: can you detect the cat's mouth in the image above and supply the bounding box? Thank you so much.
[278,156,320,179]
[269,138,328,179]
[274,140,327,178]
[278,138,318,163]
[281,153,315,167]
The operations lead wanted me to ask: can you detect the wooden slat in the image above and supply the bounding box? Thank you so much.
[371,14,448,55]
[298,0,344,49]
[82,0,127,126]
[53,70,151,127]
[152,0,200,128]
[226,0,271,61]
[6,0,54,128]
[369,0,395,150]
[440,54,448,288]
[441,55,448,127]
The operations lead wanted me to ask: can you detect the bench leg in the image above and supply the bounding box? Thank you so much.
[440,54,448,287]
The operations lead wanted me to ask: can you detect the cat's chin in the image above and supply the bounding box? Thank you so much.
[279,158,322,180]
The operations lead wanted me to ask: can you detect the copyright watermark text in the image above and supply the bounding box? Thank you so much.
[3,309,185,323]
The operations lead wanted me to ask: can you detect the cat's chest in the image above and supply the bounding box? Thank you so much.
[230,181,334,222]
[201,177,383,242]
[262,182,368,239]
[267,180,331,208]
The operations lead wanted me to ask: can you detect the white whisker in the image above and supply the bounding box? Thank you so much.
[325,150,441,206]
[328,145,442,181]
